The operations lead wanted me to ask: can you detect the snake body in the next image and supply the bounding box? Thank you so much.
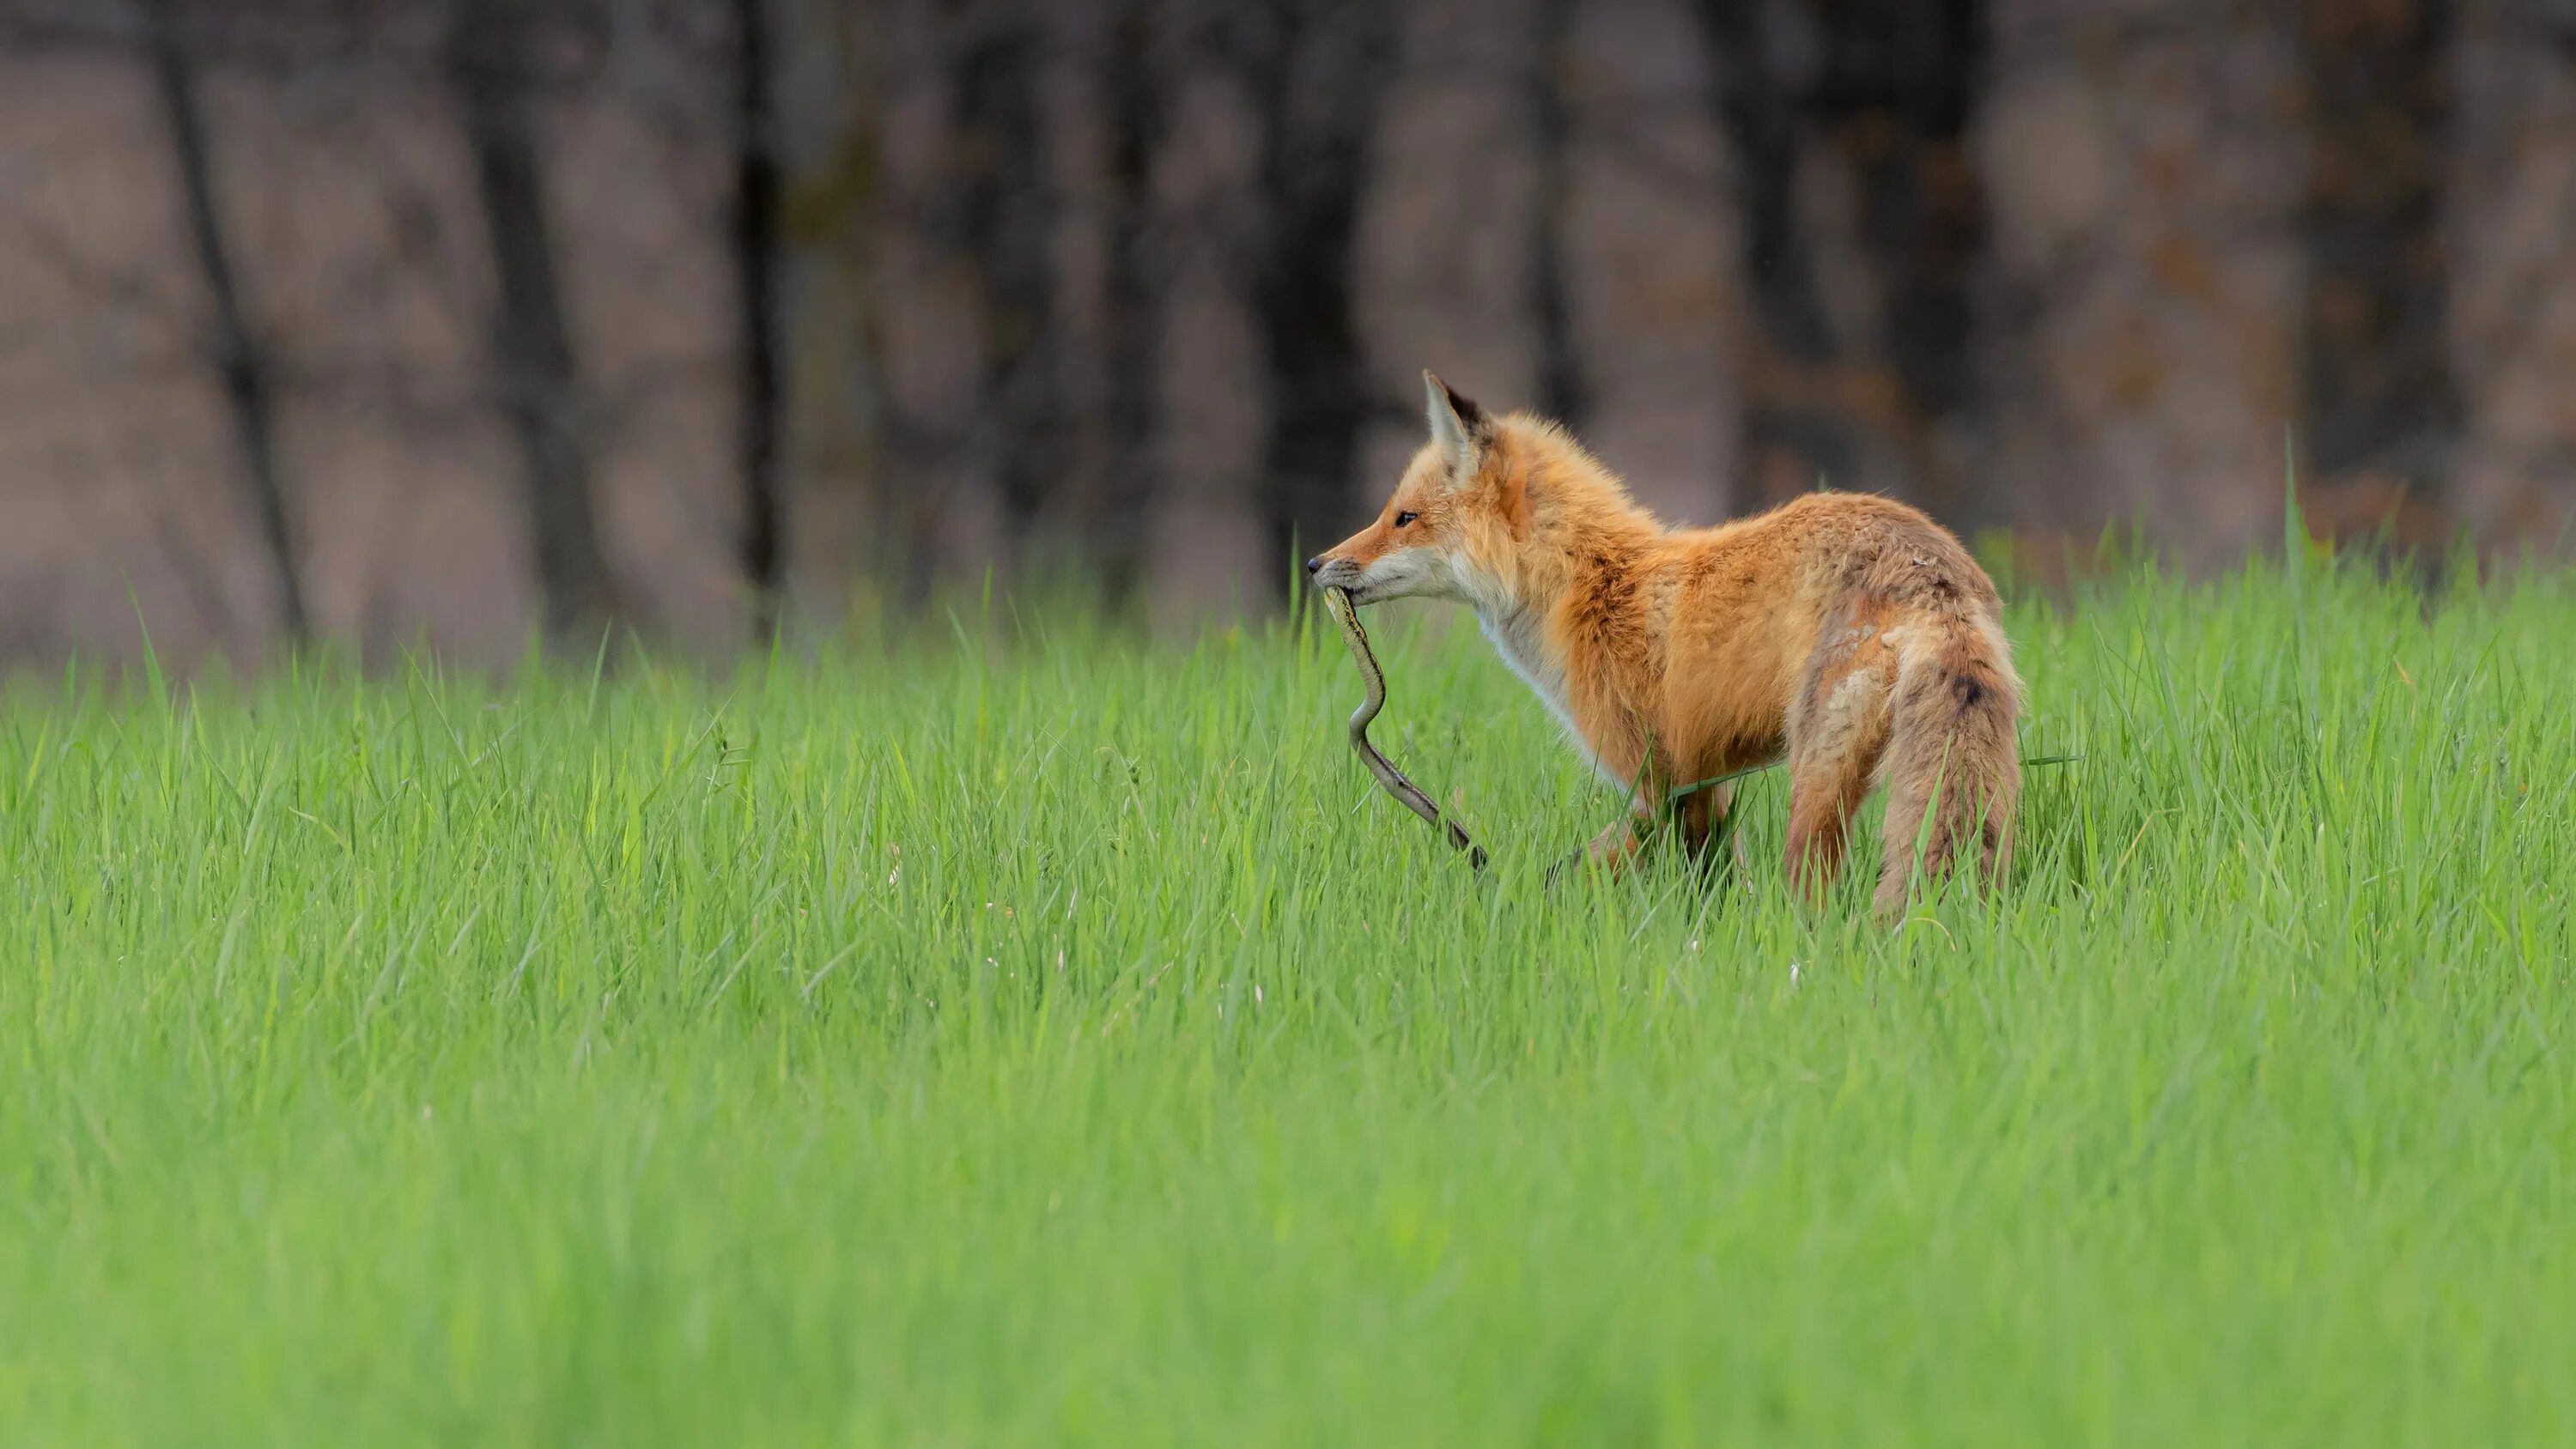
[1322,585,1487,870]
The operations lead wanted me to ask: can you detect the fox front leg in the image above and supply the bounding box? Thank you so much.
[1674,782,1749,885]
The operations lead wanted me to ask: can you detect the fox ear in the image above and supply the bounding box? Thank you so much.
[1423,370,1489,478]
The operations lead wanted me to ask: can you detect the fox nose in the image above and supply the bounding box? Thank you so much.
[1304,556,1322,575]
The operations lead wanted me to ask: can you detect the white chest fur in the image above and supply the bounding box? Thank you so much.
[1474,604,1623,787]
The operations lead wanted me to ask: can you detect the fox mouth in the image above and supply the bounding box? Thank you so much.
[1312,563,1365,597]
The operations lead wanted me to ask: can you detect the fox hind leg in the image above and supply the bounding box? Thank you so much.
[1784,742,1884,903]
[1783,650,1895,906]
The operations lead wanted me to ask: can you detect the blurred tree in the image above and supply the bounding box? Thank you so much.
[954,0,1058,561]
[447,0,613,634]
[16,0,2576,672]
[1529,0,1585,431]
[2446,0,2576,551]
[1097,0,1164,609]
[2299,0,2457,513]
[1978,0,2306,567]
[143,0,307,641]
[1704,0,1863,497]
[769,0,890,609]
[1698,0,1980,517]
[1239,0,1397,603]
[733,0,787,639]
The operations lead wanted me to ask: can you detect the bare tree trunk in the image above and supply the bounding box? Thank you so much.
[1831,0,1985,524]
[1698,0,1980,516]
[765,0,888,618]
[1977,0,2306,568]
[954,0,1056,561]
[1549,0,1747,529]
[1246,0,1397,605]
[1529,0,1585,430]
[733,0,787,640]
[2298,0,2457,528]
[861,2,996,612]
[447,0,611,636]
[2445,0,2576,554]
[1700,0,1862,498]
[1098,0,1163,610]
[143,0,307,642]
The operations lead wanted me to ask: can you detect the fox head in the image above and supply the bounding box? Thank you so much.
[1307,372,1520,607]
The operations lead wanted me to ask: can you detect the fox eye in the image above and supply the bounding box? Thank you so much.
[1394,511,1419,528]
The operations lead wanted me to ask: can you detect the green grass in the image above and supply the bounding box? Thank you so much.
[2,552,2571,1446]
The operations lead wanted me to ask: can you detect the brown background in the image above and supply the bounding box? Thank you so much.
[1,0,2568,670]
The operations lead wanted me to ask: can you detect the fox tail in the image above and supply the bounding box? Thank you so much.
[1875,612,2021,920]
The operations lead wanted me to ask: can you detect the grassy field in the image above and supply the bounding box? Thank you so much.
[2,548,2571,1445]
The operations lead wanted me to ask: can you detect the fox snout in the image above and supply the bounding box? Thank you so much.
[1307,542,1388,601]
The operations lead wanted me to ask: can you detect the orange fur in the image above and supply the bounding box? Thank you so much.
[1311,373,2022,920]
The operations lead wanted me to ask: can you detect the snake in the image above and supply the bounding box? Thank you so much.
[1322,585,2075,883]
[1321,585,1488,870]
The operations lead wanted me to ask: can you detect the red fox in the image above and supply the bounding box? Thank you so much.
[1309,373,2021,919]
